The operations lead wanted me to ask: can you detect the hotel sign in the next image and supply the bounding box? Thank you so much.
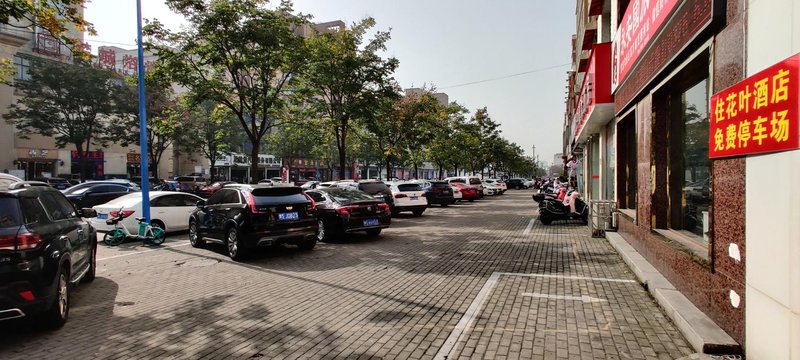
[709,53,800,158]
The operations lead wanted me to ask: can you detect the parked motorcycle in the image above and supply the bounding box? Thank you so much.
[537,189,589,225]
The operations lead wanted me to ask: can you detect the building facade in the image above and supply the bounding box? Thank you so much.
[567,0,800,357]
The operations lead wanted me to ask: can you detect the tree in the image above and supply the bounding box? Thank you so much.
[265,117,323,181]
[177,99,237,181]
[429,102,469,178]
[145,0,309,183]
[299,17,398,180]
[112,71,182,180]
[5,58,127,181]
[0,0,95,82]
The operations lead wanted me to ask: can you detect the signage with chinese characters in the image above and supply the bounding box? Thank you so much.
[612,0,681,91]
[709,53,800,158]
[573,43,613,143]
[71,151,104,160]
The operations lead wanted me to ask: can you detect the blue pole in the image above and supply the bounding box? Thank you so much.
[136,0,150,222]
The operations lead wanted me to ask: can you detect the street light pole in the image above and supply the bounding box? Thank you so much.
[136,0,150,221]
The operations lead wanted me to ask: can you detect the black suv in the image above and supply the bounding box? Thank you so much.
[418,180,455,206]
[0,182,97,328]
[188,185,318,261]
[506,178,527,190]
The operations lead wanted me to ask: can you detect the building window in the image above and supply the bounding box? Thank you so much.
[616,113,636,209]
[13,55,31,81]
[656,51,711,244]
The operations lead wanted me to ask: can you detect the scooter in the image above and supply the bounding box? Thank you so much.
[538,189,589,225]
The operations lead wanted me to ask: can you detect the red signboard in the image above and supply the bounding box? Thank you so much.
[612,0,681,91]
[709,53,800,158]
[573,43,613,142]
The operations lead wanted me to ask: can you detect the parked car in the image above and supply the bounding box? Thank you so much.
[130,176,161,190]
[63,182,138,209]
[388,182,427,216]
[415,180,455,207]
[91,191,203,234]
[306,188,390,241]
[175,175,206,193]
[0,173,23,188]
[444,176,484,198]
[300,181,320,190]
[451,184,463,201]
[485,179,507,194]
[0,181,97,328]
[32,177,71,190]
[452,183,480,202]
[188,185,318,261]
[62,180,140,194]
[198,181,237,198]
[337,180,394,208]
[506,178,528,190]
[524,179,534,188]
[156,180,180,191]
[482,180,503,196]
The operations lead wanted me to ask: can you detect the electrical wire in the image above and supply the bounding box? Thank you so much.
[439,63,571,89]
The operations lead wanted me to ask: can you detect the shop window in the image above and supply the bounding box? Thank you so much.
[616,113,636,209]
[654,51,711,245]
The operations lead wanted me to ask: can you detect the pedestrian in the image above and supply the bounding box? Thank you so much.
[566,155,580,188]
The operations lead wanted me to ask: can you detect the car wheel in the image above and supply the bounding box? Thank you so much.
[41,265,70,329]
[82,245,96,283]
[189,220,205,248]
[366,228,382,236]
[226,227,245,261]
[412,209,424,216]
[297,238,316,251]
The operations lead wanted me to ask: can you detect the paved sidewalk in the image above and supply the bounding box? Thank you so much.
[0,191,691,359]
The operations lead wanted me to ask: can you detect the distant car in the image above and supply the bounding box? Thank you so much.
[482,180,503,196]
[451,184,463,201]
[188,185,318,261]
[415,180,455,207]
[444,176,484,198]
[506,178,528,190]
[485,179,507,194]
[452,183,479,202]
[0,181,97,328]
[306,188,390,241]
[318,181,338,188]
[175,175,206,193]
[388,182,427,216]
[300,181,320,190]
[91,191,204,234]
[63,180,140,194]
[0,173,23,189]
[63,182,138,209]
[32,177,71,190]
[130,176,161,190]
[198,181,236,198]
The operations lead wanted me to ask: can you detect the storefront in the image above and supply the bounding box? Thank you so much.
[610,0,743,347]
[70,150,104,180]
[126,153,142,178]
[288,158,319,182]
[14,148,60,180]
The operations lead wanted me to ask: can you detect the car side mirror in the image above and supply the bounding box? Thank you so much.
[81,208,97,218]
[196,200,206,208]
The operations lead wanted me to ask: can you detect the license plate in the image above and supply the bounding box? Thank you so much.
[363,218,380,226]
[97,213,108,219]
[410,196,419,200]
[278,212,299,221]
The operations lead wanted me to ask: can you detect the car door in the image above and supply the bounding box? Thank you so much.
[40,191,88,277]
[200,190,226,239]
[176,194,202,231]
[151,195,176,231]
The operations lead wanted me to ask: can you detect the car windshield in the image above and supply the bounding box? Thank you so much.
[469,179,481,185]
[324,188,377,204]
[397,184,422,192]
[431,182,449,189]
[448,178,465,183]
[358,182,390,194]
[250,187,308,205]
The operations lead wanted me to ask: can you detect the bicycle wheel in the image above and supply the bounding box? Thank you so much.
[103,229,125,246]
[149,225,166,245]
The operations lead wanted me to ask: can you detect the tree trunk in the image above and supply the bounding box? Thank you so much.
[250,141,260,184]
[413,163,419,180]
[75,143,87,182]
[385,156,392,181]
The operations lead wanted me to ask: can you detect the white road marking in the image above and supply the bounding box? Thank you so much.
[522,218,535,235]
[496,272,636,283]
[98,242,191,261]
[435,271,636,359]
[522,292,607,303]
[434,272,501,360]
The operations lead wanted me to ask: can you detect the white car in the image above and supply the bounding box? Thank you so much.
[451,185,463,200]
[485,179,507,194]
[523,179,534,188]
[389,181,428,216]
[91,191,204,233]
[482,181,502,196]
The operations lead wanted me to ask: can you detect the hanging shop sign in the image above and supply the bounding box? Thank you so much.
[709,53,800,158]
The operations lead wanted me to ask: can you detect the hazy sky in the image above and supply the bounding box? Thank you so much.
[85,0,574,165]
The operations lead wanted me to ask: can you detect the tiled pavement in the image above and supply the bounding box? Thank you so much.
[0,190,692,359]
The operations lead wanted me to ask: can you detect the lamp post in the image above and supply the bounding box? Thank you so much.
[136,0,150,221]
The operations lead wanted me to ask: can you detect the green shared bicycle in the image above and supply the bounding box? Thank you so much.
[102,208,166,246]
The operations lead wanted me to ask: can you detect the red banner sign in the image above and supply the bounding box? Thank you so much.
[709,53,800,158]
[612,0,680,91]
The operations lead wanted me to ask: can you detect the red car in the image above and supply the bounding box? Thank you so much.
[198,181,236,198]
[452,183,480,202]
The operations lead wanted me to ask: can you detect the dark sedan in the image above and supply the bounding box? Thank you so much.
[63,182,138,209]
[306,188,390,242]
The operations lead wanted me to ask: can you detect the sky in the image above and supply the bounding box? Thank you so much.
[84,0,575,166]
